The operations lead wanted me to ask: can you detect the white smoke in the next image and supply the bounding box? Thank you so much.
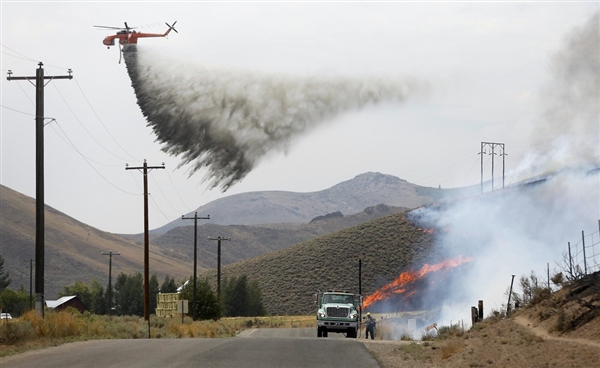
[515,11,600,180]
[124,47,427,190]
[407,12,600,328]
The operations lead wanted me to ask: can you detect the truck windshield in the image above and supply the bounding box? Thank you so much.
[323,294,353,304]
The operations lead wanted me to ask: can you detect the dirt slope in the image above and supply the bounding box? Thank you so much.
[364,271,600,368]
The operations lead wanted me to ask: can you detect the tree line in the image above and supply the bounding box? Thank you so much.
[0,255,265,320]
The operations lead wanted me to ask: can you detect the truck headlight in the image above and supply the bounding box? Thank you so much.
[349,312,358,319]
[318,311,326,318]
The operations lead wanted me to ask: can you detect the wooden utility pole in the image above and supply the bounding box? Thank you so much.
[126,160,164,320]
[102,250,121,315]
[208,236,231,299]
[7,63,72,317]
[181,212,210,320]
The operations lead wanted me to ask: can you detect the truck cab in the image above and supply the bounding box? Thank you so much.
[315,290,361,338]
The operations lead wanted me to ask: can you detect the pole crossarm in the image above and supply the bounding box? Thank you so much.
[182,212,210,320]
[6,62,72,318]
[208,236,231,299]
[125,159,165,321]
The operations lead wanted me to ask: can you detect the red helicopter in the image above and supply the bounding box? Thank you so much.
[94,21,178,62]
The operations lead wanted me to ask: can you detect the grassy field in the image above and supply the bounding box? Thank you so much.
[0,310,315,358]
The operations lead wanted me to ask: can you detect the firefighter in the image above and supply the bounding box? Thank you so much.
[365,312,376,339]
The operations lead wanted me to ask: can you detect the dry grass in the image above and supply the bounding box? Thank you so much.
[0,310,315,358]
[439,339,465,359]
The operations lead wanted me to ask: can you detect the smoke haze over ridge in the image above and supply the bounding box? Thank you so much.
[124,47,426,191]
[404,12,600,326]
[516,11,600,180]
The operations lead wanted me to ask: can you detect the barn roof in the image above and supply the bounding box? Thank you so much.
[46,295,78,308]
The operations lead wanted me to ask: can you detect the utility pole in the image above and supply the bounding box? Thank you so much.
[181,212,210,320]
[126,160,165,320]
[208,236,231,299]
[480,142,506,194]
[7,63,73,317]
[102,250,121,315]
[30,259,33,310]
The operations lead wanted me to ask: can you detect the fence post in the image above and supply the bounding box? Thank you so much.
[507,275,515,316]
[582,230,587,275]
[471,307,478,325]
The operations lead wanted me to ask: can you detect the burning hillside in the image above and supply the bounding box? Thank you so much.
[363,255,472,311]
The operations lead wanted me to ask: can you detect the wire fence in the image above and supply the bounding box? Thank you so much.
[547,220,600,285]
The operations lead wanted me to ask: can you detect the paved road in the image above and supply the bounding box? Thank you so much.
[1,328,379,368]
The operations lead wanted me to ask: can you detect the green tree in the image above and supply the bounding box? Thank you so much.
[89,278,107,315]
[160,275,178,293]
[246,279,266,316]
[180,277,221,320]
[60,281,92,311]
[149,274,159,313]
[222,275,266,317]
[114,272,144,316]
[0,288,29,316]
[0,255,11,292]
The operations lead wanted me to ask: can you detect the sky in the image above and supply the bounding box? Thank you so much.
[1,1,598,234]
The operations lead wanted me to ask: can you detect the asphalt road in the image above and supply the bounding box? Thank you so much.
[1,328,380,368]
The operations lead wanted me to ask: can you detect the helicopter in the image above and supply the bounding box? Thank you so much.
[94,21,178,62]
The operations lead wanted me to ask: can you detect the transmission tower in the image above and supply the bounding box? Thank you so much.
[480,142,507,193]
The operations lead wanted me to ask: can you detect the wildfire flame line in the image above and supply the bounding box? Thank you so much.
[362,255,472,309]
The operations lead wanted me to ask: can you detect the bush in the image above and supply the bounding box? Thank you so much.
[0,320,36,344]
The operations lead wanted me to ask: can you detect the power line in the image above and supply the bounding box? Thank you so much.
[73,77,140,161]
[50,122,139,195]
[51,83,132,162]
[1,43,70,70]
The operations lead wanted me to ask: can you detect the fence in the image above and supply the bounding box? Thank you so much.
[548,220,600,284]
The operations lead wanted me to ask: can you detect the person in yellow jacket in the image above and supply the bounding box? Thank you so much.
[365,312,376,339]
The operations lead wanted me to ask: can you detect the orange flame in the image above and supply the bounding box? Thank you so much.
[362,255,472,309]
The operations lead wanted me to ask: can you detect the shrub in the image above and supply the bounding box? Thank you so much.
[0,320,36,344]
[440,339,465,359]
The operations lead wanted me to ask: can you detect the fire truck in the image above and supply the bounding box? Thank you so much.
[315,290,361,338]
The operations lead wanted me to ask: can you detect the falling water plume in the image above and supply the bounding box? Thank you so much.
[123,46,426,191]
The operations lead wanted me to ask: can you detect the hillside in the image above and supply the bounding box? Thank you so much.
[200,212,437,315]
[0,178,414,300]
[150,172,473,235]
[152,203,407,270]
[366,271,600,368]
[0,185,192,299]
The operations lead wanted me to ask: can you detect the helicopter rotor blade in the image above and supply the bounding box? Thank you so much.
[94,25,125,30]
[166,21,178,33]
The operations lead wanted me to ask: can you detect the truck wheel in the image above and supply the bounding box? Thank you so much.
[317,327,322,337]
[347,328,357,338]
[323,329,328,338]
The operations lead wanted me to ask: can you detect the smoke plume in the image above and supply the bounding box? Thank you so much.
[406,12,600,326]
[517,11,599,179]
[359,12,599,329]
[124,47,425,190]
